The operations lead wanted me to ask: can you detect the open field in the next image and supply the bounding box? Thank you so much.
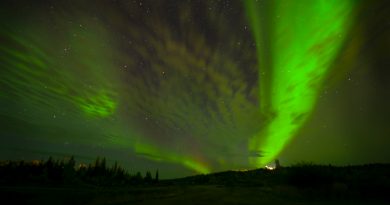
[1,184,388,205]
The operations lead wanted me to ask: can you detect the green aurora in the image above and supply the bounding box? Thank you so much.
[1,0,389,178]
[245,0,357,166]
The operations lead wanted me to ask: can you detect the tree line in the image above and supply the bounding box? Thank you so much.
[0,156,159,186]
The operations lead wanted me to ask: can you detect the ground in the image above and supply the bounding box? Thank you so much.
[1,185,387,205]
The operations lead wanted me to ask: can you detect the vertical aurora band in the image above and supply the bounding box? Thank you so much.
[245,0,356,166]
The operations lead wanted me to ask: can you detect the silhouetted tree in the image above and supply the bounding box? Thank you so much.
[145,171,152,184]
[101,157,106,171]
[112,161,118,173]
[0,156,166,187]
[64,156,76,182]
[155,170,159,183]
[132,171,143,184]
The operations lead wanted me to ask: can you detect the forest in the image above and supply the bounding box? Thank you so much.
[0,156,158,186]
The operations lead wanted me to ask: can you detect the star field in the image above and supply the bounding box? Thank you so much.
[0,0,389,178]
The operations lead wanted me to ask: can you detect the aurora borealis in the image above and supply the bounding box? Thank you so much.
[245,0,356,166]
[1,0,389,178]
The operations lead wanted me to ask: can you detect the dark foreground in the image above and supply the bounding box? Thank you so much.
[0,184,388,205]
[1,160,389,204]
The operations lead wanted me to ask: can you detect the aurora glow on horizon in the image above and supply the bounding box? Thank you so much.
[1,0,389,178]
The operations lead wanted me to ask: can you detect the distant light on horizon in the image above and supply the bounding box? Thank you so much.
[265,165,275,170]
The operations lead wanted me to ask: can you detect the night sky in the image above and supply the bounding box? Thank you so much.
[0,0,389,178]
